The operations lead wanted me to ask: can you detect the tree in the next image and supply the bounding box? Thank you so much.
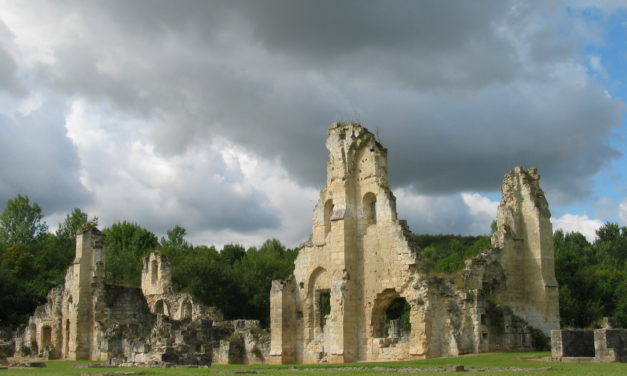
[594,223,627,269]
[0,194,48,245]
[160,225,190,250]
[56,208,98,242]
[103,221,158,287]
[232,239,298,325]
[220,244,246,265]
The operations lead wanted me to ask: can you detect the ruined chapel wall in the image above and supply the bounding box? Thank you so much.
[491,167,559,335]
[283,123,426,363]
[140,251,222,321]
[141,252,173,296]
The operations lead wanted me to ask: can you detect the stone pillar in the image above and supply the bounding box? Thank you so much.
[67,226,104,360]
[269,279,297,364]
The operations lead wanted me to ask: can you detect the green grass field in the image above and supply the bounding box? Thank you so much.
[3,352,626,376]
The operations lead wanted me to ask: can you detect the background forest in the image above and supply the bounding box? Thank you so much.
[0,194,626,332]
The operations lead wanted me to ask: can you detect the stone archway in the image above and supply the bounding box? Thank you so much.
[41,325,52,350]
[306,267,331,338]
[154,300,169,316]
[371,289,411,339]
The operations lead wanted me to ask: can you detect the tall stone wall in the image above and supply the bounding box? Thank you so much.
[491,167,560,334]
[270,122,560,364]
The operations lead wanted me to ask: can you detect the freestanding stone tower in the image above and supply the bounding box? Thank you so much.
[67,226,105,359]
[270,122,559,364]
[490,167,560,334]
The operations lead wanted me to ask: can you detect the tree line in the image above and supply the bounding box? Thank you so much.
[0,194,626,330]
[0,195,296,328]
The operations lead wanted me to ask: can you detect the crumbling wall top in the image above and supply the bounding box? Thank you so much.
[325,122,388,187]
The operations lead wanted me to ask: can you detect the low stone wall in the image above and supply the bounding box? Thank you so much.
[551,330,595,358]
[551,328,627,363]
[594,329,627,363]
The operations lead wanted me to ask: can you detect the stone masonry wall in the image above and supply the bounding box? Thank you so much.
[270,122,560,364]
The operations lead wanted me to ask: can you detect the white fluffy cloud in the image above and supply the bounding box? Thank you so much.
[64,100,280,240]
[395,190,496,236]
[619,198,627,224]
[552,213,603,242]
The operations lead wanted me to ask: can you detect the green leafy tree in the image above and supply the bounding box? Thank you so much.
[415,234,490,274]
[0,194,48,245]
[594,223,627,269]
[220,244,246,265]
[232,239,298,325]
[56,208,98,242]
[103,221,158,287]
[160,225,190,250]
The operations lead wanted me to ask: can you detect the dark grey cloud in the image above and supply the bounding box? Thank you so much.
[0,101,91,214]
[14,0,627,207]
[0,20,26,96]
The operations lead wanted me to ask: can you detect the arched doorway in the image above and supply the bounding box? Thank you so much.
[41,326,52,349]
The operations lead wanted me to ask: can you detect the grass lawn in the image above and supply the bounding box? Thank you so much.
[3,352,626,376]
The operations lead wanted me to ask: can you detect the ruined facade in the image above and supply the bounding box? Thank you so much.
[14,226,269,366]
[270,122,560,364]
[141,252,219,321]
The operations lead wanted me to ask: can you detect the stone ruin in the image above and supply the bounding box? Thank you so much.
[269,122,560,364]
[551,318,627,363]
[13,226,270,366]
[13,121,571,366]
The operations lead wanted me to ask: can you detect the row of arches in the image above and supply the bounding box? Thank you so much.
[308,268,411,340]
[323,192,378,236]
[153,299,193,320]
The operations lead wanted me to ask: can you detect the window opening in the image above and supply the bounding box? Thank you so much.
[319,290,331,329]
[384,298,411,338]
[151,259,158,284]
[363,192,377,225]
[324,200,334,236]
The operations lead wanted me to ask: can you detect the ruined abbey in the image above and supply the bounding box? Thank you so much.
[269,122,560,363]
[13,227,270,366]
[14,122,568,365]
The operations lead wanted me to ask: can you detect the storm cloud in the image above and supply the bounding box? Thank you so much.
[0,1,624,244]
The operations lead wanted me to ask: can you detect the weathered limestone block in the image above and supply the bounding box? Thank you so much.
[212,320,270,365]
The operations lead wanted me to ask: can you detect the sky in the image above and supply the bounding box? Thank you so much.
[0,0,626,248]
